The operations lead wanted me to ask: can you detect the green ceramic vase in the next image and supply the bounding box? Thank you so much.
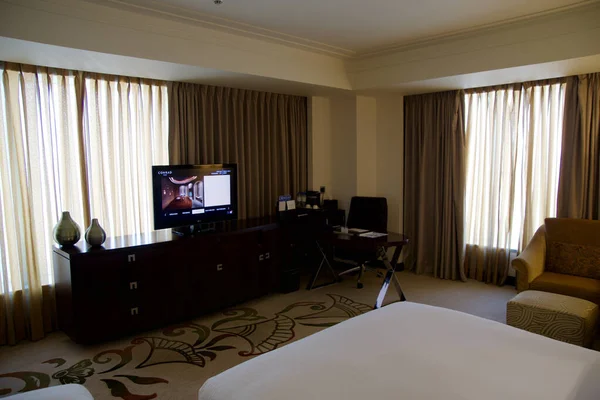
[85,218,106,247]
[53,211,81,247]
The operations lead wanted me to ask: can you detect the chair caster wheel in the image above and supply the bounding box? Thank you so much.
[357,282,363,289]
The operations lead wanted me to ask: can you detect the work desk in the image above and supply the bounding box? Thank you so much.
[310,231,409,308]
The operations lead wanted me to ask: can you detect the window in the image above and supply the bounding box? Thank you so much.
[0,65,168,293]
[464,82,566,253]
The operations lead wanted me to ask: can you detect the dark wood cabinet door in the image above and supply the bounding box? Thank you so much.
[151,243,189,324]
[184,235,222,315]
[258,228,281,295]
[71,253,131,342]
[224,231,260,304]
[211,232,256,307]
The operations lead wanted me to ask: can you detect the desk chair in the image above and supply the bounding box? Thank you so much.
[336,196,388,288]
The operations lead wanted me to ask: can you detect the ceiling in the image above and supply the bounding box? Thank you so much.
[100,0,593,56]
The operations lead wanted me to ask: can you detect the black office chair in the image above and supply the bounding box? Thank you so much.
[335,196,388,288]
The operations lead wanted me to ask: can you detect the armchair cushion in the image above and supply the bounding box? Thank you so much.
[530,272,600,305]
[545,218,600,279]
[547,241,600,279]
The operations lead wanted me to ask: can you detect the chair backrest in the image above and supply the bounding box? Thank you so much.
[347,196,388,232]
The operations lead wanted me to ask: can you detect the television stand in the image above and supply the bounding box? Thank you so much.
[52,217,281,344]
[172,222,219,236]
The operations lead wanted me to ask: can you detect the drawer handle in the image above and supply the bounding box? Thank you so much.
[259,254,264,261]
[130,307,139,316]
[127,254,136,263]
[129,281,138,290]
[217,264,223,271]
[265,252,270,260]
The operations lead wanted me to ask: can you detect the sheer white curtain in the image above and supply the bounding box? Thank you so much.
[82,74,168,237]
[463,81,566,284]
[0,65,87,344]
[0,63,167,344]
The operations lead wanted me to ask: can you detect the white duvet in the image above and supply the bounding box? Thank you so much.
[198,302,600,400]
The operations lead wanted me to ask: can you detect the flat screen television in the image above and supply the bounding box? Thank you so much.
[152,164,238,232]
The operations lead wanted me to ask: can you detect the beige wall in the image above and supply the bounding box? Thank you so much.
[375,94,404,234]
[330,94,358,213]
[356,96,377,197]
[308,96,333,193]
[308,94,357,213]
[309,94,403,232]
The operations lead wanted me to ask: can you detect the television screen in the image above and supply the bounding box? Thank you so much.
[152,164,238,230]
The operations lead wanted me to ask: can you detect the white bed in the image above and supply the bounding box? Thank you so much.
[198,302,600,400]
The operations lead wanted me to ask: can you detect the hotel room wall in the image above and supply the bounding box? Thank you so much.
[0,0,351,90]
[308,96,333,196]
[308,94,357,215]
[356,96,377,197]
[375,94,404,235]
[330,94,358,214]
[309,94,403,233]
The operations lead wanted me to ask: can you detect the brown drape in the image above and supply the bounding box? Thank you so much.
[168,83,308,219]
[404,91,467,281]
[558,73,600,219]
[0,287,56,346]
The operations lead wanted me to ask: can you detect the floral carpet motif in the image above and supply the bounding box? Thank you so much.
[0,294,371,399]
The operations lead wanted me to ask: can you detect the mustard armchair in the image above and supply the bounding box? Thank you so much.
[512,218,600,305]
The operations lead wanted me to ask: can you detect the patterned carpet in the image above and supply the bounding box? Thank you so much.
[0,271,517,399]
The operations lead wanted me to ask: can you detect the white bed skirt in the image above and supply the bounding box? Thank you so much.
[199,302,600,400]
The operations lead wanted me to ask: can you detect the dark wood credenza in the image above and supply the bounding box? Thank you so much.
[53,217,281,344]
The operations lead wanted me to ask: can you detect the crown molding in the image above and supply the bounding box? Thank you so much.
[355,0,600,58]
[89,0,600,61]
[86,0,356,58]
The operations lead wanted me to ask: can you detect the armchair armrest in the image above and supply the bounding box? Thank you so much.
[512,226,546,292]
